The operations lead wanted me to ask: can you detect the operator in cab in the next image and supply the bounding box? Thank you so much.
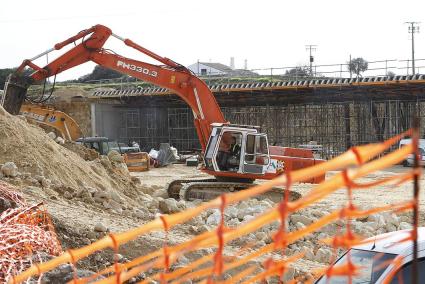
[217,133,241,171]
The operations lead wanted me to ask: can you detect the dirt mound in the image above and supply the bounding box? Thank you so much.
[0,106,136,197]
[62,142,100,161]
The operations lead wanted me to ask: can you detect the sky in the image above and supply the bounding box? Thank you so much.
[1,0,425,81]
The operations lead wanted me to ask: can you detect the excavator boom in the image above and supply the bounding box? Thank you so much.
[2,24,325,201]
[3,24,226,151]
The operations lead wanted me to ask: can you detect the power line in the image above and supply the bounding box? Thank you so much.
[405,22,420,75]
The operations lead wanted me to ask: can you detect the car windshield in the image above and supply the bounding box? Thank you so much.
[108,141,121,153]
[316,249,396,284]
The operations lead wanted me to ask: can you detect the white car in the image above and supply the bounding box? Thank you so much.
[315,228,425,283]
[399,139,425,167]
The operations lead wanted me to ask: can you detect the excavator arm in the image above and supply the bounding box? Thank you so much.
[20,104,82,141]
[2,24,326,201]
[4,24,226,150]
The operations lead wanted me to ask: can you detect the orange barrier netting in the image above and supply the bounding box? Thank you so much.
[0,182,62,283]
[9,128,422,283]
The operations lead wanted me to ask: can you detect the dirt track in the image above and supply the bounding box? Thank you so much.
[135,164,422,214]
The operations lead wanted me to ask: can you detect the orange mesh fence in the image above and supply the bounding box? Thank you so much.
[8,128,422,283]
[0,182,62,283]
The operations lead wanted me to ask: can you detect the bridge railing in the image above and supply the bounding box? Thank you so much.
[49,58,425,91]
[201,58,425,85]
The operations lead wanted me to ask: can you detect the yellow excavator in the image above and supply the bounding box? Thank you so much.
[19,103,82,141]
[19,103,149,172]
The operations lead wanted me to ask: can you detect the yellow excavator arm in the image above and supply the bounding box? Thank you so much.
[20,104,82,141]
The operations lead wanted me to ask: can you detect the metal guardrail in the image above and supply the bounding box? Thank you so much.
[204,58,425,79]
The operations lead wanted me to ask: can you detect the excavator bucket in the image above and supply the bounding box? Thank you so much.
[1,73,31,115]
[123,152,150,172]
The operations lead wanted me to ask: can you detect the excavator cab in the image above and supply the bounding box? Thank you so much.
[204,124,270,175]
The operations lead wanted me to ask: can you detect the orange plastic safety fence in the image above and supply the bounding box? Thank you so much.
[0,183,61,283]
[9,128,421,283]
[0,181,26,207]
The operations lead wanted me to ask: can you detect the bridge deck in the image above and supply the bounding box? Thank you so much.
[90,74,425,105]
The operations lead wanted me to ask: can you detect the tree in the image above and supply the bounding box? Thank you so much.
[0,68,33,89]
[0,68,14,89]
[285,66,310,77]
[387,71,396,77]
[347,57,368,77]
[77,65,124,82]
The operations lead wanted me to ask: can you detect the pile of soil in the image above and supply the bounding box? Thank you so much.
[0,106,136,195]
[62,142,100,161]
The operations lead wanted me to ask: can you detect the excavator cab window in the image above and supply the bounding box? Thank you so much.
[101,142,110,155]
[243,134,270,174]
[215,132,242,172]
[215,131,242,172]
[91,142,100,152]
[205,128,243,172]
[205,127,222,170]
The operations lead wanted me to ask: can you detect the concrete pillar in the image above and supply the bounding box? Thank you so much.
[344,103,351,149]
[90,103,96,137]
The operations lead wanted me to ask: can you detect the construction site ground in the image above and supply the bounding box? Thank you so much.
[19,163,423,280]
[1,106,422,281]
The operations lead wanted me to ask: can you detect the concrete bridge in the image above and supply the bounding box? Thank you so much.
[87,75,425,158]
[90,74,425,105]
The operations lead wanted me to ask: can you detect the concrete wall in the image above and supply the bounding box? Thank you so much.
[92,104,122,140]
[54,100,92,137]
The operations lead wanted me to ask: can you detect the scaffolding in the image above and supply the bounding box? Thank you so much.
[224,100,423,158]
[118,107,198,152]
[115,100,424,158]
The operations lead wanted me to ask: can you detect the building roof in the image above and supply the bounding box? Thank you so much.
[199,62,233,73]
[197,62,258,76]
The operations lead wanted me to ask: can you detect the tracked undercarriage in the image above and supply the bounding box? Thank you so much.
[167,178,302,202]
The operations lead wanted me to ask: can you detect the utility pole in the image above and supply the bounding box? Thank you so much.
[349,54,352,79]
[305,45,317,76]
[405,22,420,75]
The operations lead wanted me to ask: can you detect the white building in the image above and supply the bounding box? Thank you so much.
[187,62,233,76]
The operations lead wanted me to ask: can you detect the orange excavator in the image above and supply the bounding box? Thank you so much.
[2,24,325,200]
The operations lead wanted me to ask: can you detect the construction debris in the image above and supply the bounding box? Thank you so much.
[149,143,177,167]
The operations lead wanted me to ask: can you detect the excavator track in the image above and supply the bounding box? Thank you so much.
[167,178,217,199]
[167,179,302,202]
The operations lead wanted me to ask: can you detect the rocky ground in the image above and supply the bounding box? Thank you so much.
[1,106,423,282]
[2,160,421,282]
[131,165,420,279]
